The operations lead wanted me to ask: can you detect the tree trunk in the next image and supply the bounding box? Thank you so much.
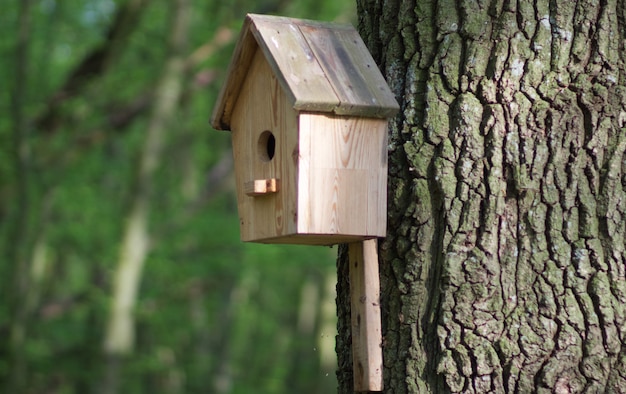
[337,0,626,392]
[100,0,190,392]
[5,1,34,392]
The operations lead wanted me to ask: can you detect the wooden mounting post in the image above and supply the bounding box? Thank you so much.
[349,239,383,392]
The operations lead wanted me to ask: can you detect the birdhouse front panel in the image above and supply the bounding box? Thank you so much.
[297,113,388,241]
[230,48,299,242]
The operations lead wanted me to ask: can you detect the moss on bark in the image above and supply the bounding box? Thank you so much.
[337,0,626,392]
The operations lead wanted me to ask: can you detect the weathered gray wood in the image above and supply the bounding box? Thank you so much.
[250,16,340,113]
[299,24,399,118]
[211,13,399,131]
[210,16,258,130]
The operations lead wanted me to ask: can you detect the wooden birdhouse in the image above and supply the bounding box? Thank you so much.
[211,14,399,245]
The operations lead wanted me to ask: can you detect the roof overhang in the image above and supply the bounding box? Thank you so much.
[210,14,400,131]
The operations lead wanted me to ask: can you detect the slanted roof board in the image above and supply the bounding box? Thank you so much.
[211,13,400,131]
[210,16,258,130]
[299,25,399,118]
[250,16,341,113]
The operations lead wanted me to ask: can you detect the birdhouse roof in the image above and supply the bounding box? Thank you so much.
[211,14,400,130]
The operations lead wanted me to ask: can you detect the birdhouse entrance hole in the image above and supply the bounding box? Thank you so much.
[258,130,275,162]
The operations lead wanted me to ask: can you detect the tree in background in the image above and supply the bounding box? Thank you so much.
[337,0,626,392]
[0,1,352,393]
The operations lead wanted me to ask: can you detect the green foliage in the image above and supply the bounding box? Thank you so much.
[0,0,355,393]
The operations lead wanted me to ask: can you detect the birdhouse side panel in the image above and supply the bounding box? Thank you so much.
[297,113,388,238]
[210,16,259,130]
[230,49,299,242]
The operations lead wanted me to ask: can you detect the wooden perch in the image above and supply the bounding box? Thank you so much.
[244,179,279,196]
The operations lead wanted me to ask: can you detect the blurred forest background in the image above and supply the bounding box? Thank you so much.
[1,0,356,393]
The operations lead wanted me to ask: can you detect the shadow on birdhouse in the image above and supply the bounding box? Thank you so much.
[211,14,399,245]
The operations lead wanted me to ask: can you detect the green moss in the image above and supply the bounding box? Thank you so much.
[437,350,466,392]
[524,58,547,88]
[414,0,437,68]
[424,76,451,144]
[403,138,432,177]
[411,179,432,224]
[562,207,579,243]
[390,178,409,215]
[538,72,561,99]
[401,25,417,62]
[579,199,599,239]
[527,200,547,233]
[543,171,560,206]
[440,33,463,92]
[487,38,509,79]
[436,0,459,37]
[459,0,490,40]
[496,336,519,360]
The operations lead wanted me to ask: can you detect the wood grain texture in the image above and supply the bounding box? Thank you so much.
[230,51,387,244]
[211,13,399,131]
[299,24,399,118]
[221,15,394,244]
[244,178,279,196]
[298,113,387,238]
[250,16,340,112]
[210,16,258,130]
[230,49,298,242]
[349,240,384,392]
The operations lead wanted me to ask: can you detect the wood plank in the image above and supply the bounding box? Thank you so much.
[250,15,340,112]
[368,166,388,236]
[246,13,356,31]
[298,24,399,118]
[302,113,388,169]
[306,168,369,235]
[231,50,299,242]
[368,121,388,236]
[210,16,258,130]
[244,178,279,196]
[297,113,387,237]
[349,240,384,392]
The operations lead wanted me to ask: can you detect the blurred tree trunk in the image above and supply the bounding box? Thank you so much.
[286,275,320,391]
[99,0,190,392]
[4,1,34,392]
[36,0,148,134]
[317,269,338,391]
[337,0,626,392]
[211,273,256,394]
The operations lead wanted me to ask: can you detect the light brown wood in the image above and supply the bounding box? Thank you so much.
[298,113,387,238]
[349,239,384,392]
[210,16,259,130]
[231,49,299,242]
[244,178,279,196]
[232,62,388,244]
[215,13,396,245]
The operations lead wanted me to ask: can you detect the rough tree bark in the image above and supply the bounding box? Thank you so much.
[337,0,626,392]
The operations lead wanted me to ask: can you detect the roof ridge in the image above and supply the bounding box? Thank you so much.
[211,14,399,131]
